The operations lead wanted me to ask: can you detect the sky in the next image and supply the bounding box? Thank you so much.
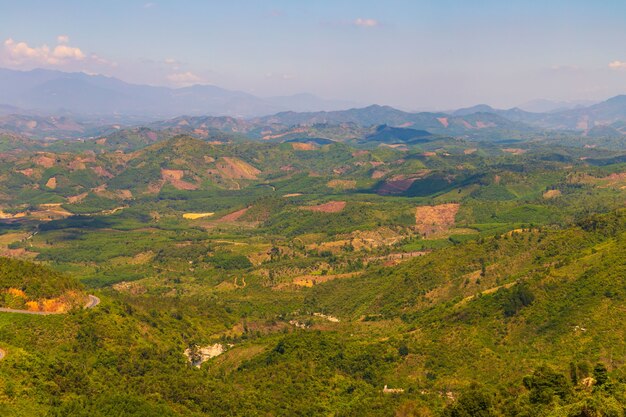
[2,0,626,110]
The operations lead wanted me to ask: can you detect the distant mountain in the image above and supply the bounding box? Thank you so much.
[363,125,435,144]
[524,95,626,132]
[257,105,534,138]
[452,104,496,116]
[264,93,359,113]
[517,98,598,113]
[0,113,116,140]
[450,96,626,134]
[0,68,355,118]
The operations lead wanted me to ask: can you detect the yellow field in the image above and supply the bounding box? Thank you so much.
[183,212,215,219]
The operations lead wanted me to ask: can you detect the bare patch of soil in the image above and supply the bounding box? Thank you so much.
[300,201,346,213]
[220,207,249,222]
[45,177,57,189]
[291,142,316,151]
[415,203,460,236]
[543,189,562,199]
[216,157,261,180]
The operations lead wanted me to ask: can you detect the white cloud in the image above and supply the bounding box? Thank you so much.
[2,37,85,66]
[57,34,69,44]
[164,58,178,65]
[51,44,85,60]
[353,18,378,28]
[609,60,626,70]
[167,71,204,86]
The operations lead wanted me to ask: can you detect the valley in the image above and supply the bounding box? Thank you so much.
[0,120,625,415]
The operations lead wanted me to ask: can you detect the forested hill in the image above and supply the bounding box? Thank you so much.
[0,257,85,312]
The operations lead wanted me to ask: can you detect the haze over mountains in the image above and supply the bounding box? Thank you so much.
[2,68,626,142]
[0,68,357,118]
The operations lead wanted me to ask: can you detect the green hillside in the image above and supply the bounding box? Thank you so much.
[0,135,625,415]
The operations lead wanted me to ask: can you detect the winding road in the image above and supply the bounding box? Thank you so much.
[0,294,100,316]
[84,295,100,309]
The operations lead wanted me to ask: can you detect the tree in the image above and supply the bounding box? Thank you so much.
[398,343,409,357]
[523,365,571,404]
[593,363,608,387]
[444,383,495,417]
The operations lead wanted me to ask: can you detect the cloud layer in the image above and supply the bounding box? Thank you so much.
[2,37,85,66]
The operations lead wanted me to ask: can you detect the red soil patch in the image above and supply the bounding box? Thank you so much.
[67,192,88,204]
[300,201,346,213]
[437,117,449,128]
[170,180,198,191]
[45,177,57,189]
[91,166,114,178]
[475,121,496,129]
[216,157,261,180]
[371,170,387,179]
[291,142,316,151]
[117,190,133,199]
[542,189,561,199]
[415,203,460,236]
[161,169,184,181]
[17,168,35,177]
[220,207,249,222]
[161,169,197,190]
[34,155,55,168]
[377,171,430,195]
[378,177,416,195]
[67,158,86,170]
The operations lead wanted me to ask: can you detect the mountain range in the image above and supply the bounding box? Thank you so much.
[2,68,626,142]
[0,68,357,118]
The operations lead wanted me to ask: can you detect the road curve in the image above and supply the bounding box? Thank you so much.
[0,295,100,315]
[85,295,100,309]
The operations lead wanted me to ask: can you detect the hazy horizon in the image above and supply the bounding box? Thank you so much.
[3,0,626,110]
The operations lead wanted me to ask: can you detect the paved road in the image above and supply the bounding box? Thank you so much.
[0,295,100,315]
[0,307,61,315]
[85,295,100,309]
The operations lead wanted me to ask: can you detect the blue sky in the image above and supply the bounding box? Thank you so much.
[2,0,626,109]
